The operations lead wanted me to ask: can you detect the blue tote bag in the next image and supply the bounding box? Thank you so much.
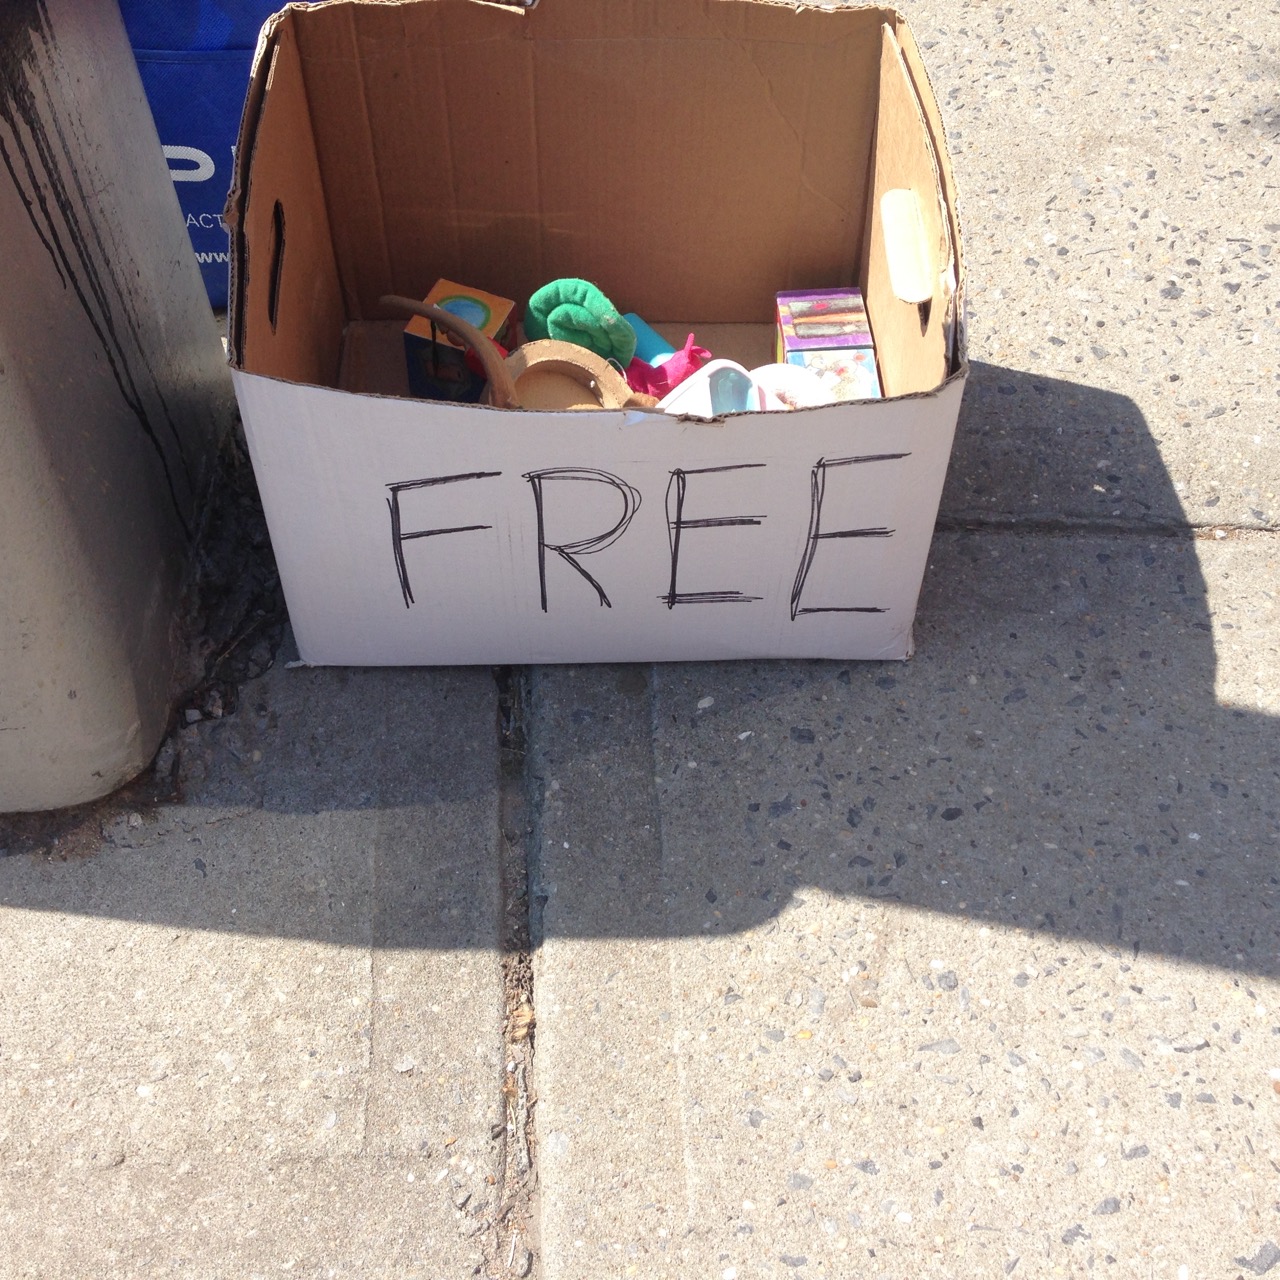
[120,2,279,308]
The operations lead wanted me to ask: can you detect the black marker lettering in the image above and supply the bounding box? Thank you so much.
[387,471,502,608]
[790,454,910,619]
[523,468,641,611]
[663,465,766,608]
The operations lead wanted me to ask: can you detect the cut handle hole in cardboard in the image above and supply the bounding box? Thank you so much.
[880,188,934,305]
[267,199,285,334]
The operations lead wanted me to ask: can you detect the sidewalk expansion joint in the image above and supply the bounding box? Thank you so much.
[935,515,1279,539]
[489,665,539,1280]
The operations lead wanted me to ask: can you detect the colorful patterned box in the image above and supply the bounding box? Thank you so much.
[404,279,515,403]
[776,287,880,400]
[786,347,881,401]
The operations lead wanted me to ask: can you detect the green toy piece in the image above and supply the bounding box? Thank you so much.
[524,278,637,367]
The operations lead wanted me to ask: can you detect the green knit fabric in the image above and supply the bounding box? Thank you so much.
[524,278,637,366]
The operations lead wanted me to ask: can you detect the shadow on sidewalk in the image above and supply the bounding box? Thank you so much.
[1,363,1276,975]
[528,361,1280,976]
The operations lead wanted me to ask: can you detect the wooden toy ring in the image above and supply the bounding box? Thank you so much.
[500,339,656,411]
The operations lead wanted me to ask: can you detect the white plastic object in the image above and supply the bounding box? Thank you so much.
[751,363,830,411]
[657,359,759,416]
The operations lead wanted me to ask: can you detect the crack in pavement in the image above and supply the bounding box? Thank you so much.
[486,666,539,1280]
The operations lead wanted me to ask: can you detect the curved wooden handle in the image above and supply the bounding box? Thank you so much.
[380,293,520,410]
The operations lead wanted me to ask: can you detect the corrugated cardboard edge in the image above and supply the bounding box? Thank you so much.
[859,22,953,397]
[224,7,294,366]
[892,15,967,370]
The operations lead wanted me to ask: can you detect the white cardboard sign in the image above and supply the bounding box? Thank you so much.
[234,372,964,665]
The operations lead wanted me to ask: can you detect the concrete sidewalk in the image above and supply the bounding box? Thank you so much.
[3,0,1280,1276]
[0,669,515,1276]
[530,532,1279,1279]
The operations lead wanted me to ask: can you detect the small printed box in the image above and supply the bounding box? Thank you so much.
[776,287,879,400]
[786,346,882,401]
[404,280,515,403]
[777,287,874,352]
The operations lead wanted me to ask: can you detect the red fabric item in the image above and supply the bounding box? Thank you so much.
[624,333,711,398]
[465,339,508,379]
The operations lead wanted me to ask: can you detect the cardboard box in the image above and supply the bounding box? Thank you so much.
[225,0,966,665]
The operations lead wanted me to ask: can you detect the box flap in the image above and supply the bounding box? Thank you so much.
[860,22,952,397]
[287,0,890,324]
[894,19,966,365]
[227,11,345,382]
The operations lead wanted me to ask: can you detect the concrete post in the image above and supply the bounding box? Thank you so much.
[0,0,235,811]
